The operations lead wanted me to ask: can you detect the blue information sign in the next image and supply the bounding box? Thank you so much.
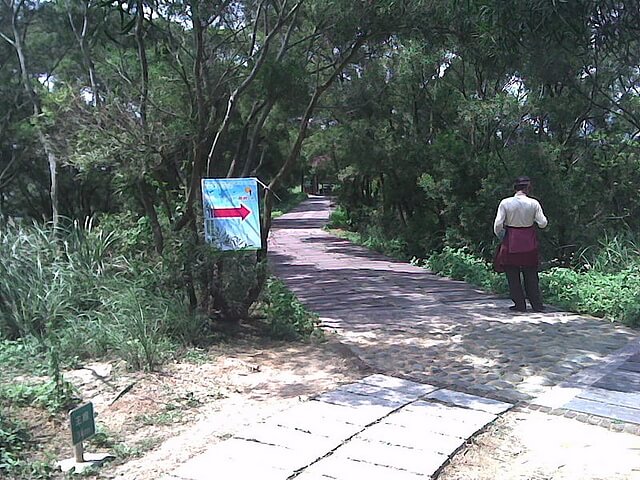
[201,178,262,251]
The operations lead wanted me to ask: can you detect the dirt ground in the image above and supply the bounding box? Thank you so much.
[14,330,368,479]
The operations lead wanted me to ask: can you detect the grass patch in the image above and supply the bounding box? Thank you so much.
[326,207,410,260]
[89,427,162,463]
[540,267,640,325]
[422,247,507,294]
[326,227,409,261]
[0,380,77,414]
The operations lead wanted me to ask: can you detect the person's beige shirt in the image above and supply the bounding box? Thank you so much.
[494,192,548,237]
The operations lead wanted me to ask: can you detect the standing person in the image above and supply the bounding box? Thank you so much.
[493,176,548,312]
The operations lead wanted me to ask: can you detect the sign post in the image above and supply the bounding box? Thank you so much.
[201,178,262,251]
[57,402,113,473]
[70,402,95,462]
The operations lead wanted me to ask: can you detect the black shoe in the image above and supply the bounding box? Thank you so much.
[509,305,526,312]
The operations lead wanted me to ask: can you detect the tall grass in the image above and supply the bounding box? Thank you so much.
[577,232,640,272]
[98,285,175,371]
[259,278,322,340]
[0,221,188,374]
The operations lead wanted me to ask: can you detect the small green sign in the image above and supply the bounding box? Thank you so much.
[70,402,95,445]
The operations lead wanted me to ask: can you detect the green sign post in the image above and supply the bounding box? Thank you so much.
[58,401,113,472]
[69,402,95,462]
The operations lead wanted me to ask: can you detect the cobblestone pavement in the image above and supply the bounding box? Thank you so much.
[268,197,640,416]
[165,197,640,479]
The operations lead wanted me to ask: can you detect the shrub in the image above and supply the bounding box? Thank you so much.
[260,278,322,340]
[424,247,640,326]
[541,267,640,325]
[425,247,507,294]
[327,205,351,229]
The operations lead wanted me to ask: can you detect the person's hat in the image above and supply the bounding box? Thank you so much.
[514,176,531,190]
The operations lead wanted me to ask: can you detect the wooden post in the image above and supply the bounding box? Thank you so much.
[74,442,84,463]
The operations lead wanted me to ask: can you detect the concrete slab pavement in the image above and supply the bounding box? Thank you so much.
[167,375,511,480]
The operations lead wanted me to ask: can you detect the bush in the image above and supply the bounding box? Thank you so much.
[541,267,640,325]
[327,205,351,229]
[425,247,507,294]
[260,278,322,340]
[423,247,640,326]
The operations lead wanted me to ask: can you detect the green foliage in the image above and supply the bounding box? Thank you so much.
[327,206,351,229]
[0,410,30,476]
[0,340,48,376]
[2,0,639,380]
[540,267,640,325]
[425,247,507,294]
[88,426,160,461]
[0,407,52,478]
[0,221,192,371]
[423,244,640,327]
[577,233,640,273]
[359,225,409,260]
[327,216,410,261]
[97,285,175,371]
[110,438,162,461]
[0,223,71,339]
[261,278,322,340]
[0,379,76,414]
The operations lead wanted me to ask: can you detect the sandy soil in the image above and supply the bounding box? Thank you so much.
[438,408,640,480]
[17,331,368,479]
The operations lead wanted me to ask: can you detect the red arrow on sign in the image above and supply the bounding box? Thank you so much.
[212,204,251,220]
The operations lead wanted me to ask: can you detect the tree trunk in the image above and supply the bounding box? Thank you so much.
[4,0,59,229]
[242,99,275,177]
[137,179,164,255]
